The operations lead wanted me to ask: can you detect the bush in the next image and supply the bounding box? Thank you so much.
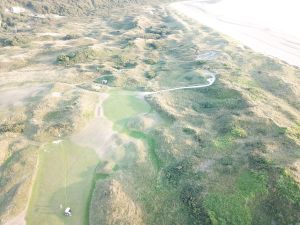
[57,54,70,63]
[63,34,80,40]
[248,152,271,170]
[144,58,158,65]
[56,48,99,65]
[0,123,25,133]
[144,71,157,79]
[231,127,247,138]
[219,156,233,166]
[113,55,137,69]
[164,160,191,186]
[180,184,211,225]
[145,25,171,38]
[0,36,30,47]
[146,42,158,49]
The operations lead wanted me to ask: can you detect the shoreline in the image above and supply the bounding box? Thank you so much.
[169,0,300,67]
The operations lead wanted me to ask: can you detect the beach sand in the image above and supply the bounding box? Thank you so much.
[170,0,300,67]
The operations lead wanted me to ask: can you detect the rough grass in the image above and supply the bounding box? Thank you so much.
[26,140,99,225]
[204,193,252,225]
[56,48,109,66]
[128,130,162,170]
[212,135,235,152]
[236,171,267,198]
[203,170,268,225]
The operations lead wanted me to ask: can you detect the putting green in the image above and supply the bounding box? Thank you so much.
[103,91,151,128]
[26,140,99,225]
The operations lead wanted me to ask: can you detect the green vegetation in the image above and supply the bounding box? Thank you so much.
[145,26,171,39]
[144,71,157,79]
[287,123,300,141]
[230,126,247,138]
[236,171,267,198]
[1,3,300,225]
[26,140,99,225]
[0,122,25,133]
[0,145,37,223]
[204,193,252,225]
[0,35,31,47]
[128,130,162,170]
[265,170,300,224]
[212,135,235,152]
[103,91,151,125]
[56,48,102,65]
[103,91,161,169]
[63,34,80,40]
[113,54,137,69]
[203,171,268,225]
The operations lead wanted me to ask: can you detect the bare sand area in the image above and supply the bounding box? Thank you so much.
[71,93,115,158]
[170,0,300,67]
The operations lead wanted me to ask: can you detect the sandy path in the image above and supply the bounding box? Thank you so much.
[170,0,300,67]
[139,71,216,97]
[3,211,26,225]
[71,93,116,158]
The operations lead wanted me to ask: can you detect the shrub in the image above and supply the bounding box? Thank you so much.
[57,54,70,64]
[56,48,99,65]
[145,25,171,38]
[144,58,157,65]
[219,156,233,166]
[248,152,272,170]
[0,36,30,47]
[63,34,80,40]
[231,127,247,138]
[144,71,157,79]
[113,55,137,69]
[180,184,211,225]
[164,160,191,185]
[146,42,158,49]
[182,127,196,136]
[0,123,25,133]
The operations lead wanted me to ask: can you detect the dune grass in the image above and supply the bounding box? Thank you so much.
[26,140,99,225]
[203,170,268,225]
[128,130,162,170]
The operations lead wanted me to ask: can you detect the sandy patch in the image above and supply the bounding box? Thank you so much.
[0,85,48,107]
[51,92,62,98]
[71,93,115,158]
[3,211,26,225]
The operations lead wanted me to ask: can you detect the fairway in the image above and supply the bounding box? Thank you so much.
[26,140,99,225]
[103,91,151,124]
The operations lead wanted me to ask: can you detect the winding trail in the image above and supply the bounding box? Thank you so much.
[138,71,216,97]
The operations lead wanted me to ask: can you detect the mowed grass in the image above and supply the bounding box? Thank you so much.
[103,91,151,127]
[26,140,99,225]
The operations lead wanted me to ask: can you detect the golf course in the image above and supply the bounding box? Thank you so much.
[1,0,300,224]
